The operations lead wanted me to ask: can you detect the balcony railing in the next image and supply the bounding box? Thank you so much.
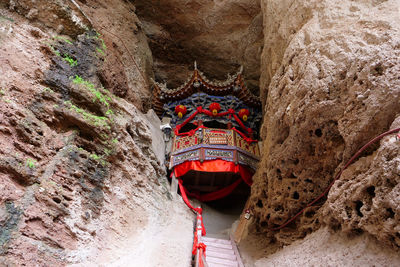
[170,128,260,171]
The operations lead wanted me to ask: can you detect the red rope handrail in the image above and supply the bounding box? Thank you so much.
[177,178,207,267]
[178,179,204,218]
[192,226,207,267]
[268,127,400,231]
[232,127,258,144]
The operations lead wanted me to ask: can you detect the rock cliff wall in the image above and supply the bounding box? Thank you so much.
[252,227,400,266]
[134,0,263,93]
[248,0,400,248]
[0,1,193,266]
[1,0,400,265]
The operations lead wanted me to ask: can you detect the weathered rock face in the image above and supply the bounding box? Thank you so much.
[2,0,400,264]
[252,227,400,266]
[323,117,400,247]
[6,0,90,37]
[248,0,400,247]
[5,0,154,111]
[0,1,193,266]
[134,0,263,93]
[78,0,154,111]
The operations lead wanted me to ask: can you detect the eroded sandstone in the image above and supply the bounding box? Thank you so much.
[1,0,400,265]
[248,0,400,247]
[323,117,400,247]
[0,2,193,266]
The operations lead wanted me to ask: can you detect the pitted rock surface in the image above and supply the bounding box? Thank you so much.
[1,0,400,265]
[248,0,400,246]
[323,117,400,248]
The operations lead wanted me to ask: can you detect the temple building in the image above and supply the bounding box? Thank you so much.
[152,63,262,202]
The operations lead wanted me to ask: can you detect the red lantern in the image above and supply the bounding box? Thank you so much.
[209,102,221,116]
[175,105,187,118]
[239,109,250,121]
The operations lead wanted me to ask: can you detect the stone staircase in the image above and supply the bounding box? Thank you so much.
[202,236,244,267]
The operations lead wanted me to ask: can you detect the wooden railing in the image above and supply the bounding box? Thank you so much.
[170,128,259,171]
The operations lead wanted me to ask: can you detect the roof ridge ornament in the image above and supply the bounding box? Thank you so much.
[151,78,168,89]
[151,66,261,116]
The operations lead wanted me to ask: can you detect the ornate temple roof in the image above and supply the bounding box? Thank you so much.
[151,64,261,116]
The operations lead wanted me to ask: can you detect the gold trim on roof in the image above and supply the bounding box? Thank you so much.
[152,65,261,116]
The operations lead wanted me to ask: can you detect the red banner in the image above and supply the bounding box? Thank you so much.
[173,159,254,201]
[173,159,253,185]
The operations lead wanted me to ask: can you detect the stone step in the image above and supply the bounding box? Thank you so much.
[206,245,235,255]
[202,236,231,245]
[206,249,237,261]
[208,263,238,267]
[203,240,232,250]
[206,256,238,266]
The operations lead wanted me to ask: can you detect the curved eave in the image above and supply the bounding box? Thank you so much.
[151,69,261,116]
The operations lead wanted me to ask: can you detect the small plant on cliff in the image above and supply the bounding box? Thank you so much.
[89,153,108,166]
[53,35,73,45]
[64,100,111,129]
[103,148,112,156]
[47,42,77,66]
[96,47,106,57]
[26,158,37,169]
[98,34,107,52]
[0,14,14,22]
[105,109,114,116]
[87,31,107,58]
[62,54,78,67]
[0,89,11,103]
[48,44,61,57]
[93,32,107,50]
[111,138,118,144]
[42,87,54,94]
[71,75,113,113]
[89,153,101,161]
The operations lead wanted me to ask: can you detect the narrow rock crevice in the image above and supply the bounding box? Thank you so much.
[134,0,264,94]
[1,0,400,266]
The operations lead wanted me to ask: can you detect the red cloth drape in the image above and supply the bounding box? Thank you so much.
[178,179,203,215]
[173,159,254,202]
[185,178,243,202]
[173,159,253,186]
